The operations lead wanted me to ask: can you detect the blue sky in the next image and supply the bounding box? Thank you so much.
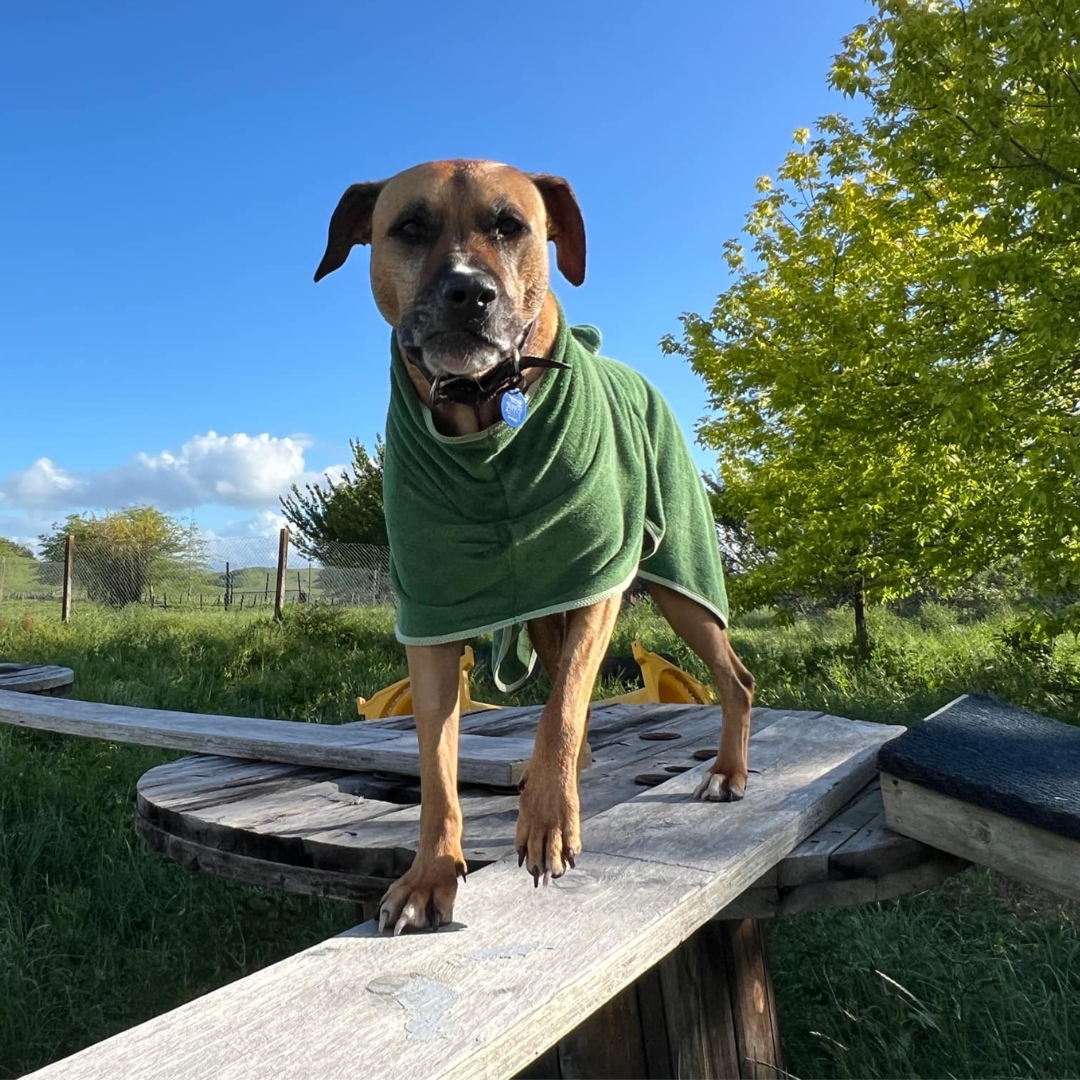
[1,0,870,547]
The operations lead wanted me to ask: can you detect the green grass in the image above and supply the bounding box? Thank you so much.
[1,600,1078,1078]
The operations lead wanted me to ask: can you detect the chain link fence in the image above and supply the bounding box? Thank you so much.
[0,534,394,617]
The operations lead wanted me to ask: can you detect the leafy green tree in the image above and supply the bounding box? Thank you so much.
[38,507,202,606]
[833,0,1080,633]
[666,0,1079,649]
[280,438,388,559]
[0,537,35,560]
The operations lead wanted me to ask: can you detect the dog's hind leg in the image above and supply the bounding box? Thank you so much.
[647,581,755,801]
[517,594,622,885]
[377,642,468,934]
[526,612,567,682]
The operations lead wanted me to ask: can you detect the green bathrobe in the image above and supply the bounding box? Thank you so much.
[383,304,728,691]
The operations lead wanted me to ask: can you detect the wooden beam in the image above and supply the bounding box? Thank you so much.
[61,534,74,623]
[881,772,1080,902]
[25,714,902,1080]
[0,689,532,787]
[274,527,288,621]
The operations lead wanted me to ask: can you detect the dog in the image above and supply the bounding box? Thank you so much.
[314,160,755,934]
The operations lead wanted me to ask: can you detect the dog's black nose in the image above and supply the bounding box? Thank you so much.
[440,269,498,309]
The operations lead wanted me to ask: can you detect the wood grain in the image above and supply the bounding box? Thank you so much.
[719,918,785,1079]
[135,713,949,921]
[27,713,902,1080]
[136,707,800,887]
[0,689,532,786]
[881,772,1080,901]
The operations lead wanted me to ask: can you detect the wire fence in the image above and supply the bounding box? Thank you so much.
[0,534,394,617]
[1,523,742,621]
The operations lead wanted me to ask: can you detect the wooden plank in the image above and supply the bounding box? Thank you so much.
[132,708,828,901]
[713,888,781,921]
[285,706,792,876]
[514,1045,561,1080]
[29,714,902,1080]
[775,788,879,887]
[633,967,672,1079]
[653,919,740,1079]
[136,817,392,901]
[583,716,896,872]
[138,758,340,808]
[552,983,649,1080]
[872,854,969,905]
[0,689,532,786]
[829,809,933,878]
[881,772,1080,902]
[718,919,785,1080]
[713,852,968,921]
[0,665,75,694]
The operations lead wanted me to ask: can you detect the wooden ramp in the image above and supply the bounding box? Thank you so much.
[0,688,530,787]
[27,712,903,1080]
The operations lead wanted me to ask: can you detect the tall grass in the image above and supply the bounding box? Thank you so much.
[1,600,1078,1078]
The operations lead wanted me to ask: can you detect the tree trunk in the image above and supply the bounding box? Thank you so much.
[853,582,870,659]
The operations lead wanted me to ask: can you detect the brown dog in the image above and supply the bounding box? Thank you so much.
[315,160,755,934]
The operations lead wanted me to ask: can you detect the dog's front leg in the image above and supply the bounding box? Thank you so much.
[378,642,467,934]
[516,594,622,885]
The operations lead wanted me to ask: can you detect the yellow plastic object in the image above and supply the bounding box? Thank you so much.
[593,640,713,707]
[356,645,501,721]
[356,640,712,720]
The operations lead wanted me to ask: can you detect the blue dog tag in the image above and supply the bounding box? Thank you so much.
[501,389,527,428]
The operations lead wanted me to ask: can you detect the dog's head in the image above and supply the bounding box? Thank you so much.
[314,160,585,379]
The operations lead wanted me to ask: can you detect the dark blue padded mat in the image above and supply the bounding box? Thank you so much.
[877,694,1080,843]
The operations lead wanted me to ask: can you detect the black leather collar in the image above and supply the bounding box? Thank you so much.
[427,354,569,406]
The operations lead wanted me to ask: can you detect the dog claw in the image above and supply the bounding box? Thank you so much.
[517,847,526,867]
[394,901,417,936]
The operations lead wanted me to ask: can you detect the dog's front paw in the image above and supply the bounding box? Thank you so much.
[693,760,748,802]
[378,847,467,935]
[515,768,581,886]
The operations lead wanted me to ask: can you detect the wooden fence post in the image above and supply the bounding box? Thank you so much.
[274,528,288,621]
[61,535,74,623]
[224,562,231,612]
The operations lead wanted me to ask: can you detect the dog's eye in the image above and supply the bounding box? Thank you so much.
[494,216,526,241]
[392,219,428,242]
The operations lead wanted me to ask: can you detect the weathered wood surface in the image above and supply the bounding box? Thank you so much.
[881,772,1080,902]
[134,706,791,886]
[0,663,74,696]
[135,706,964,915]
[29,712,902,1080]
[0,688,531,786]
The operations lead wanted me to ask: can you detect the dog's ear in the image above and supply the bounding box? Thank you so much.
[313,181,385,283]
[528,173,586,287]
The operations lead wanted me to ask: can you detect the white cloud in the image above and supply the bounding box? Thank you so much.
[0,432,342,515]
